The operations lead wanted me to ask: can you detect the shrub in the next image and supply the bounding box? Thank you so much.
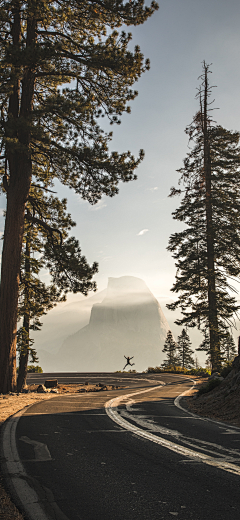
[220,362,233,379]
[188,367,210,377]
[147,365,210,376]
[27,365,43,373]
[147,366,163,373]
[198,378,222,396]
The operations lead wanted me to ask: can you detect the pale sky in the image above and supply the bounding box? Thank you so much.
[1,0,240,341]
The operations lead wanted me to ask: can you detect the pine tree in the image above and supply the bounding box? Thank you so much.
[162,330,178,367]
[167,63,240,372]
[222,332,237,363]
[197,329,237,368]
[17,187,98,391]
[17,222,62,392]
[177,328,194,369]
[0,1,158,392]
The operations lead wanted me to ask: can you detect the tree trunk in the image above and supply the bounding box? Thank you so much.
[17,232,31,392]
[0,162,32,393]
[17,316,30,392]
[17,325,29,392]
[203,64,221,372]
[0,11,36,393]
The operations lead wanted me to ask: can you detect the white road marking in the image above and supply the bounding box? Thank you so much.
[174,382,240,433]
[221,429,240,435]
[105,384,240,476]
[1,406,70,520]
[19,436,52,461]
[119,409,240,459]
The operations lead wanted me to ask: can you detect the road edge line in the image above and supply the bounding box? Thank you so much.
[1,406,53,520]
[174,379,240,431]
[105,381,240,476]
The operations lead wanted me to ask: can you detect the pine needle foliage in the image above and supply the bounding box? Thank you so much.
[167,63,240,371]
[161,330,178,367]
[177,328,194,369]
[17,187,98,391]
[0,0,158,392]
[222,332,237,363]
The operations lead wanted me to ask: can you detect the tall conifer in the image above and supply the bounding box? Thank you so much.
[162,330,178,367]
[222,332,237,363]
[0,0,158,392]
[168,63,240,372]
[177,329,194,369]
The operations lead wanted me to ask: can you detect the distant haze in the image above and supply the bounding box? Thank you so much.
[37,276,171,372]
[34,275,240,371]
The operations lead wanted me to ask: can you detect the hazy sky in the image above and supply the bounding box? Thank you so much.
[1,0,240,305]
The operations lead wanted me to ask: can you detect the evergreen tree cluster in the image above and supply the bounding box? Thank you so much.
[162,329,195,369]
[162,328,236,370]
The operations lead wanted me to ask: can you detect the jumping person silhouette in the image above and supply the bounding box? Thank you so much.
[123,356,135,370]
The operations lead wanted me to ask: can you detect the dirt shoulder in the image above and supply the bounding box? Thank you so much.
[185,376,240,428]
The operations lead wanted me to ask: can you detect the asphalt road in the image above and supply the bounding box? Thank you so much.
[3,373,240,520]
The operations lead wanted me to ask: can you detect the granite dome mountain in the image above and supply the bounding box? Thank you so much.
[54,276,170,372]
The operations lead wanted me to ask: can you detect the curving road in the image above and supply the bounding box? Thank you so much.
[2,373,240,520]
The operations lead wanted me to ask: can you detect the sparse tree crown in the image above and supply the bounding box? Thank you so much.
[168,63,240,371]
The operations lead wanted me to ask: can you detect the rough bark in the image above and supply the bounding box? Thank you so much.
[0,10,36,393]
[17,234,30,392]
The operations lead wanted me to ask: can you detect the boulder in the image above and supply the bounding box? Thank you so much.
[37,384,48,393]
[208,372,220,380]
[44,379,58,388]
[232,355,240,373]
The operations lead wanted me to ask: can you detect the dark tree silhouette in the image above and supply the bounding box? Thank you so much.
[167,63,240,372]
[162,330,178,367]
[177,329,194,369]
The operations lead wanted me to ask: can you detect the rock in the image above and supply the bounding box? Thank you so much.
[225,370,235,380]
[208,372,220,380]
[85,382,89,386]
[50,389,58,393]
[22,388,29,393]
[37,384,48,393]
[232,355,240,373]
[44,379,58,388]
[208,375,224,382]
[78,388,86,393]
